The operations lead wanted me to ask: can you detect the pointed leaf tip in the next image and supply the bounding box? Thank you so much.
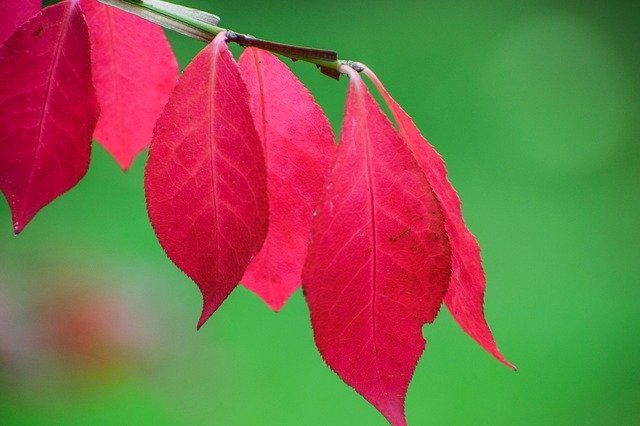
[145,33,268,329]
[0,0,99,233]
[362,66,513,369]
[238,48,336,312]
[196,303,213,330]
[304,69,451,426]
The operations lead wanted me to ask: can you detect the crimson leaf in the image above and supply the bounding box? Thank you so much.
[145,32,268,328]
[80,0,178,170]
[303,67,451,426]
[363,67,514,369]
[238,47,336,311]
[0,0,99,234]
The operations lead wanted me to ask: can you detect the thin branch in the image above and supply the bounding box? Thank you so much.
[98,0,362,79]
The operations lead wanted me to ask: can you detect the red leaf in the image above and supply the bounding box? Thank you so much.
[363,67,514,369]
[0,0,99,234]
[303,67,451,426]
[238,48,335,311]
[0,0,41,44]
[80,0,178,170]
[145,33,268,328]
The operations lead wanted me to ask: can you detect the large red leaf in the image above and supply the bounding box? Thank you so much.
[303,67,451,426]
[145,33,268,328]
[0,0,99,234]
[0,0,41,44]
[80,0,178,170]
[238,48,335,311]
[363,67,514,369]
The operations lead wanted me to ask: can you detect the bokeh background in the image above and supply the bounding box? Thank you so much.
[2,0,639,424]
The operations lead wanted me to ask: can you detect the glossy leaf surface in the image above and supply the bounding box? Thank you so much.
[145,33,268,328]
[238,48,335,311]
[81,0,178,170]
[303,69,451,426]
[0,0,41,44]
[364,67,514,369]
[0,0,99,234]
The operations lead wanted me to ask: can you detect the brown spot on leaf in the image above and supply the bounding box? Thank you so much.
[389,228,411,242]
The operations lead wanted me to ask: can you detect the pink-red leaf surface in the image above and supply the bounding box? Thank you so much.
[145,33,268,328]
[0,0,99,234]
[363,67,514,369]
[238,48,335,311]
[302,69,451,426]
[0,0,41,44]
[80,0,178,170]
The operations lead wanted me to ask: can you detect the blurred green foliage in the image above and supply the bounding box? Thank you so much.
[1,0,639,424]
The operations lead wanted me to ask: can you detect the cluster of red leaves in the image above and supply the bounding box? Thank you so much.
[0,0,176,233]
[0,1,513,424]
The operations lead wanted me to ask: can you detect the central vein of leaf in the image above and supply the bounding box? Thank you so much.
[26,4,73,215]
[355,83,387,399]
[251,50,268,153]
[208,43,219,274]
[251,50,273,288]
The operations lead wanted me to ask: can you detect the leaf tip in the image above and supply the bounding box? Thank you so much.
[266,298,285,313]
[118,160,132,173]
[379,401,408,426]
[504,358,517,371]
[196,303,214,330]
[13,223,23,236]
[488,344,516,370]
[196,291,227,330]
[251,285,290,312]
[11,211,32,235]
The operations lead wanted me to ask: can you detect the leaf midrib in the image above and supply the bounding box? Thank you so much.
[23,3,74,217]
[353,81,389,402]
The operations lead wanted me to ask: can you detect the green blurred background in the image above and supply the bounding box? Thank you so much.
[2,0,639,424]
